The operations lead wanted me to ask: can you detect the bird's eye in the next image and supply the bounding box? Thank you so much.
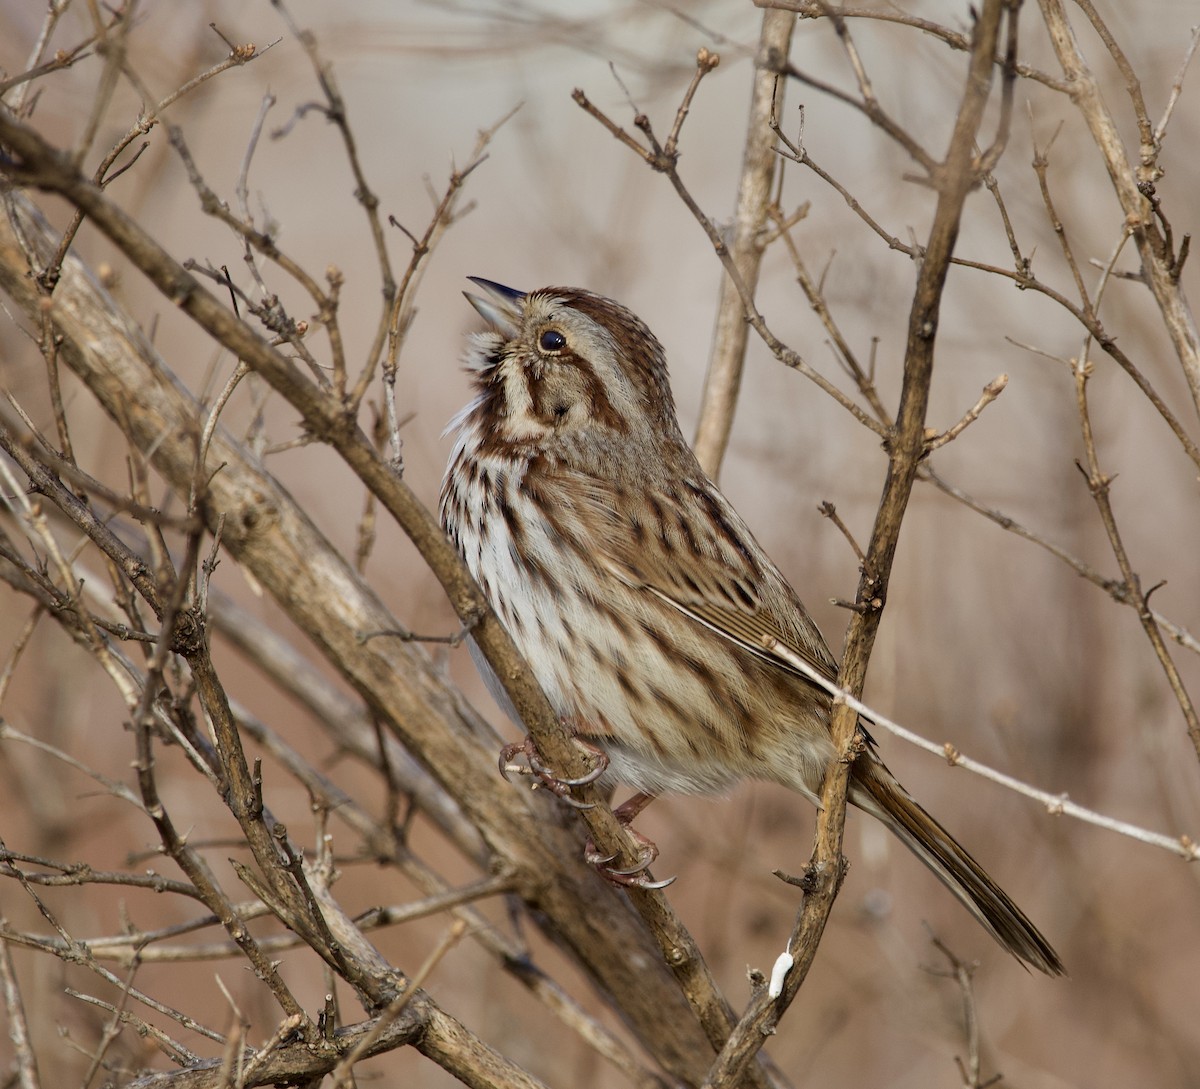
[539,329,566,352]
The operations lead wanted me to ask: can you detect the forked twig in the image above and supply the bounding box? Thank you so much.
[574,73,889,439]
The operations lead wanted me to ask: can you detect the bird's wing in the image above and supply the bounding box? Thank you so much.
[575,476,841,690]
[643,581,840,689]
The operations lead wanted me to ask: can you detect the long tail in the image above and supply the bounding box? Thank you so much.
[849,758,1065,976]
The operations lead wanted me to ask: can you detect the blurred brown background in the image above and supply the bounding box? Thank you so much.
[2,2,1199,1086]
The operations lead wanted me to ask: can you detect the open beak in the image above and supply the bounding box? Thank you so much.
[464,277,524,337]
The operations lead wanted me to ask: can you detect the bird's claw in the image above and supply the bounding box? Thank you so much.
[583,843,618,867]
[584,826,676,889]
[631,873,677,890]
[593,859,676,890]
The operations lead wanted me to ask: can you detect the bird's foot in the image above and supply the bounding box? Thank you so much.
[584,792,675,889]
[498,734,609,808]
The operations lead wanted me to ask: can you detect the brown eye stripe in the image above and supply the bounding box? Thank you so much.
[547,289,676,415]
[522,349,627,433]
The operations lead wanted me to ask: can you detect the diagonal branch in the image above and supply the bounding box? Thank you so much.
[0,172,727,1086]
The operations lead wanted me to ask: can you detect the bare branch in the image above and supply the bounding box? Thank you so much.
[1037,0,1200,417]
[0,924,41,1089]
[758,0,1068,90]
[1154,26,1200,145]
[751,638,1200,861]
[924,374,1008,453]
[693,10,795,478]
[270,0,395,401]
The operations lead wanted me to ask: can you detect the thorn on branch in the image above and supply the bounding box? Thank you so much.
[388,215,421,250]
[772,865,817,892]
[1172,233,1190,281]
[102,140,150,186]
[219,265,239,318]
[1143,579,1167,607]
[1073,457,1113,497]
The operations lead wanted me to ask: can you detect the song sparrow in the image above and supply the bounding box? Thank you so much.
[440,277,1063,976]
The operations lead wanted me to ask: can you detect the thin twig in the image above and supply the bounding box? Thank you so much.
[817,501,866,564]
[1,842,228,1044]
[779,57,936,175]
[1037,0,1200,417]
[330,920,467,1087]
[926,936,994,1089]
[755,636,1199,860]
[66,989,199,1066]
[758,0,1067,90]
[271,0,394,401]
[574,85,888,439]
[41,31,265,291]
[1153,26,1200,145]
[924,375,1008,453]
[363,103,519,419]
[775,128,919,259]
[79,958,141,1089]
[943,253,1200,472]
[1071,353,1200,761]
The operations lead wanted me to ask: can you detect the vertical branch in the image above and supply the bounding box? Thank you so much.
[71,0,135,169]
[0,929,41,1089]
[699,4,1012,1082]
[692,8,795,479]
